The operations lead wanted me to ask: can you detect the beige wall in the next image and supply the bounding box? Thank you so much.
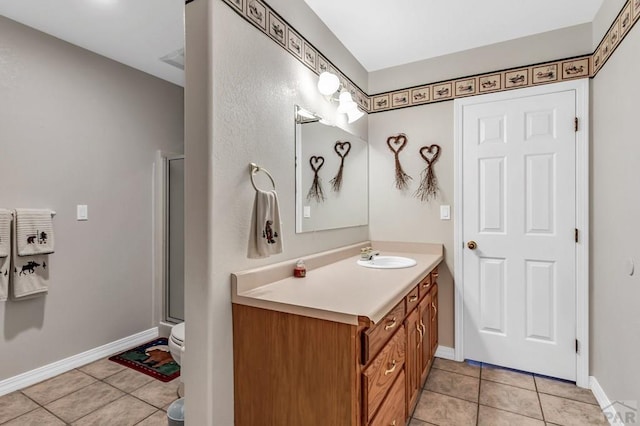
[369,23,592,93]
[184,0,640,423]
[591,14,640,404]
[368,103,455,347]
[184,1,369,424]
[0,16,184,380]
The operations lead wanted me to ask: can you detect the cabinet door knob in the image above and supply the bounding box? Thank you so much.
[417,323,424,343]
[409,295,418,303]
[384,359,397,375]
[391,421,397,426]
[384,317,397,330]
[432,302,438,317]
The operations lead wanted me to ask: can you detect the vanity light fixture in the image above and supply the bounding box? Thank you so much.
[317,72,340,96]
[346,108,365,124]
[316,72,365,123]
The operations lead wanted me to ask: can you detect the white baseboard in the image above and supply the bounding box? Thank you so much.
[435,345,455,360]
[0,327,158,397]
[590,376,625,425]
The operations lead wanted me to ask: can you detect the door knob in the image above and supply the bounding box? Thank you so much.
[467,241,477,250]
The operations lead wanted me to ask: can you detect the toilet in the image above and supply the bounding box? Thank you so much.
[169,322,185,366]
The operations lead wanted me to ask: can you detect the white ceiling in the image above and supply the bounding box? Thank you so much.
[0,0,606,84]
[0,0,184,86]
[304,0,605,71]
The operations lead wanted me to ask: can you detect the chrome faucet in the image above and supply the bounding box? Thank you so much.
[367,251,380,261]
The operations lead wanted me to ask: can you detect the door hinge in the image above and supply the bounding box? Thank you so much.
[576,339,579,353]
[575,228,579,243]
[574,117,579,132]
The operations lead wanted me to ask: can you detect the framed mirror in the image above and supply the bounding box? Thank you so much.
[295,105,368,233]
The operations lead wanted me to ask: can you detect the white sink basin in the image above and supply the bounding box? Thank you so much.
[357,256,417,269]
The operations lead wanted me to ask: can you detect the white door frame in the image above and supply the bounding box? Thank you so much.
[453,79,590,387]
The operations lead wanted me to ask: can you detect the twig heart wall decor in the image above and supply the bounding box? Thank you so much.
[330,141,351,192]
[387,134,413,190]
[306,155,326,202]
[415,144,441,202]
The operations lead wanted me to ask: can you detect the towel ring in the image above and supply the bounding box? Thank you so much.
[249,163,276,191]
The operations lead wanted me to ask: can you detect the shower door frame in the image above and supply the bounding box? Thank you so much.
[154,151,185,326]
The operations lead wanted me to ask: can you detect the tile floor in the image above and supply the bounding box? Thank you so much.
[0,357,179,425]
[1,357,607,425]
[410,358,609,426]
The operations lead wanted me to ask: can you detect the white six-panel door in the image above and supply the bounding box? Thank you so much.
[462,90,577,380]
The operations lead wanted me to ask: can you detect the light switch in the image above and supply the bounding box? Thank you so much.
[77,205,88,221]
[440,205,451,220]
[303,206,311,218]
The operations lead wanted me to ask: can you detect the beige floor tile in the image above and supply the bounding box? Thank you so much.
[131,379,179,409]
[135,410,168,425]
[45,381,124,423]
[479,380,543,420]
[0,391,39,423]
[433,358,481,378]
[535,375,599,405]
[413,390,478,425]
[482,364,536,390]
[478,404,545,426]
[79,358,125,380]
[2,407,65,426]
[424,368,480,402]
[540,393,608,426]
[104,368,154,393]
[72,395,156,426]
[22,369,96,405]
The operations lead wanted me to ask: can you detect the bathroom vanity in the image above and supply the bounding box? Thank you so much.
[231,242,442,426]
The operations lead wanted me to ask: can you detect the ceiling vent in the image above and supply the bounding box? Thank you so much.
[160,48,184,70]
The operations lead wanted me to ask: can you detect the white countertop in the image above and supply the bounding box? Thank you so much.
[232,242,443,325]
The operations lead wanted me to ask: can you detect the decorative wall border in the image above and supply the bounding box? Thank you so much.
[216,0,639,114]
[220,0,370,112]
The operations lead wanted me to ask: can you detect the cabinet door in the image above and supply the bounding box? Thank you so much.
[404,309,420,417]
[419,293,432,385]
[430,283,439,360]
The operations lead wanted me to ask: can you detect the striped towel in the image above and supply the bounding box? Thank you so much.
[15,209,55,256]
[0,209,10,258]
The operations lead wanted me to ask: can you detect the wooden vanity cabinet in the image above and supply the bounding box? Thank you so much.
[430,283,439,360]
[404,308,421,416]
[232,262,441,426]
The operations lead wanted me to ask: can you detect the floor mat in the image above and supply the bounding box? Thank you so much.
[109,338,180,382]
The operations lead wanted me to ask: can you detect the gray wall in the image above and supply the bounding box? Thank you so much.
[369,23,592,94]
[590,9,640,404]
[0,16,184,380]
[184,1,368,424]
[368,102,456,348]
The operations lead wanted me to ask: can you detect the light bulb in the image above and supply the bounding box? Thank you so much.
[317,72,340,96]
[347,108,365,123]
[337,91,357,114]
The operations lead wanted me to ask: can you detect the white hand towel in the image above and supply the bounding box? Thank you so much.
[15,208,55,256]
[248,190,283,258]
[11,215,49,299]
[0,209,10,258]
[0,210,12,301]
